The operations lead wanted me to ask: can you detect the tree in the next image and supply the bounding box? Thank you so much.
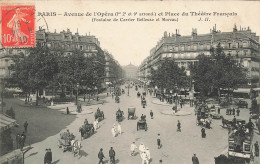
[9,44,59,105]
[190,43,247,100]
[190,54,215,99]
[150,59,187,93]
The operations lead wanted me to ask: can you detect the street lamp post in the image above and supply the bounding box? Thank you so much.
[76,83,79,105]
[1,79,5,114]
[94,86,98,101]
[127,84,130,96]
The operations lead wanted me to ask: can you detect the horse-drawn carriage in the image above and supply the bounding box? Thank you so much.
[196,104,211,129]
[115,96,120,103]
[137,115,147,131]
[58,131,76,152]
[116,109,124,122]
[95,108,104,122]
[128,107,136,120]
[227,122,254,163]
[137,120,147,131]
[79,123,94,140]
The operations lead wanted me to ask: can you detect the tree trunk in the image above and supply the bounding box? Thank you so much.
[36,90,38,106]
[25,93,28,104]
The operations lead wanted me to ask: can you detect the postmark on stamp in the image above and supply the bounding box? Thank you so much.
[1,5,35,47]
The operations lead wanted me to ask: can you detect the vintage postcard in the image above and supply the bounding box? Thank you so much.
[0,1,260,164]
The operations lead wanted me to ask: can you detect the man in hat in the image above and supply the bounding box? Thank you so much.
[44,149,48,164]
[201,128,206,138]
[24,121,28,133]
[66,107,70,115]
[150,110,154,119]
[130,142,137,156]
[236,108,240,116]
[192,154,199,164]
[109,147,116,164]
[47,149,52,164]
[177,120,181,132]
[157,134,161,149]
[98,148,105,164]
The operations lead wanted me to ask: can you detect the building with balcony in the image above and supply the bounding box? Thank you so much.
[104,50,124,85]
[138,25,260,88]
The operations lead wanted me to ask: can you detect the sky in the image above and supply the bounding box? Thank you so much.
[2,1,260,66]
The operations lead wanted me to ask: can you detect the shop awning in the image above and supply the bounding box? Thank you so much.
[233,88,251,93]
[0,114,17,132]
[253,88,260,91]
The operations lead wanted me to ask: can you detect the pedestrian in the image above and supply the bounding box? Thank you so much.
[177,120,181,132]
[117,123,122,135]
[255,141,259,157]
[98,148,105,164]
[47,148,52,164]
[44,149,48,164]
[180,101,183,108]
[20,132,26,150]
[157,133,161,149]
[232,108,235,115]
[217,107,220,114]
[139,143,146,153]
[94,119,99,131]
[145,147,151,161]
[192,154,199,164]
[232,116,237,127]
[112,93,114,99]
[201,128,206,138]
[130,142,137,156]
[24,121,28,133]
[16,134,20,149]
[83,95,86,102]
[141,151,149,164]
[109,147,116,164]
[150,110,153,119]
[111,126,116,137]
[67,107,70,114]
[236,108,240,116]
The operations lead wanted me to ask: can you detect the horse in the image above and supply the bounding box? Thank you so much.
[221,117,232,128]
[79,124,94,140]
[95,110,104,121]
[71,140,81,157]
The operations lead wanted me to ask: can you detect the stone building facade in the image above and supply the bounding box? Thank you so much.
[104,50,124,84]
[123,63,138,80]
[138,25,260,88]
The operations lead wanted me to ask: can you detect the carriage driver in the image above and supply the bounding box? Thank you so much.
[117,108,121,112]
[84,119,89,125]
[141,114,146,121]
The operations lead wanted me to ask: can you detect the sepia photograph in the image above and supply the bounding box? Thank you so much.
[0,1,260,164]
